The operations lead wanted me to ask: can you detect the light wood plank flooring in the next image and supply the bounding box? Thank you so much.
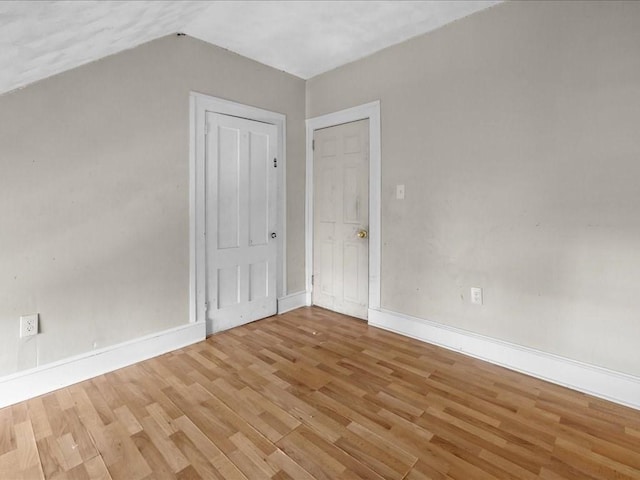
[1,307,639,479]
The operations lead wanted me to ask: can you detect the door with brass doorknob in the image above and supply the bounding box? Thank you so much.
[313,119,369,319]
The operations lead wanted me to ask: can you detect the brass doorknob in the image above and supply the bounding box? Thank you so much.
[357,230,368,239]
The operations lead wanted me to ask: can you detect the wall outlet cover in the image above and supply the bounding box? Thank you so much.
[20,314,39,338]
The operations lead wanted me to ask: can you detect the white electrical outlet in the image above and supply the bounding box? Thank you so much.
[20,314,38,338]
[470,287,483,305]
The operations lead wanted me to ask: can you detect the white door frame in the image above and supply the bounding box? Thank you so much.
[190,92,287,331]
[305,101,381,315]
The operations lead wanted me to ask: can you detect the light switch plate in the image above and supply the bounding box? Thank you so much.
[396,184,405,200]
[470,287,483,305]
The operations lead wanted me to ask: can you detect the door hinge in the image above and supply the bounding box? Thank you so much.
[312,139,315,151]
[273,157,277,168]
[311,275,314,286]
[205,122,211,136]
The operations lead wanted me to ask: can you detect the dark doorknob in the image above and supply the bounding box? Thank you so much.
[271,232,277,239]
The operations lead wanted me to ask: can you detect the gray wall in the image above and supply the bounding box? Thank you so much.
[0,35,306,376]
[307,1,640,376]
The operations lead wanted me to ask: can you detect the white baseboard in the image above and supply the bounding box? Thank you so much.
[278,291,311,314]
[369,308,640,411]
[0,321,206,409]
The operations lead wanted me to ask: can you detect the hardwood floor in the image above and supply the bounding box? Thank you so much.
[1,307,639,479]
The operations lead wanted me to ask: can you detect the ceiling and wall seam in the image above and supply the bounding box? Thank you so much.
[0,0,501,97]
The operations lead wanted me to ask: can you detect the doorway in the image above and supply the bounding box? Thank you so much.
[190,93,286,334]
[306,101,381,319]
[206,112,278,331]
[313,120,369,319]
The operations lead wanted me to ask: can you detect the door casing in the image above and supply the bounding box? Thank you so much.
[190,92,287,333]
[306,101,381,316]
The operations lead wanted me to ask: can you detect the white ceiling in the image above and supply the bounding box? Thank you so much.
[0,0,500,96]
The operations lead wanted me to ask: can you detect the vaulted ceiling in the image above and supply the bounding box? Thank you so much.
[0,1,500,96]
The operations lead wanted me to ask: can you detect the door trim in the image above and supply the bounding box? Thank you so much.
[190,92,287,332]
[305,101,381,313]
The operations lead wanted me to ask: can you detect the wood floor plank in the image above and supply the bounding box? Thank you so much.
[172,416,248,479]
[138,415,189,473]
[81,454,112,480]
[130,429,176,480]
[36,435,68,478]
[89,421,151,480]
[15,420,44,477]
[276,425,384,480]
[170,430,226,480]
[27,398,53,441]
[0,307,639,479]
[0,408,16,457]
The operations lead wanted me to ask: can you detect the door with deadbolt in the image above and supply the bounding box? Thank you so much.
[206,112,278,332]
[313,119,369,319]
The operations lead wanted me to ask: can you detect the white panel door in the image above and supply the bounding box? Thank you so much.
[313,119,369,319]
[206,112,278,332]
